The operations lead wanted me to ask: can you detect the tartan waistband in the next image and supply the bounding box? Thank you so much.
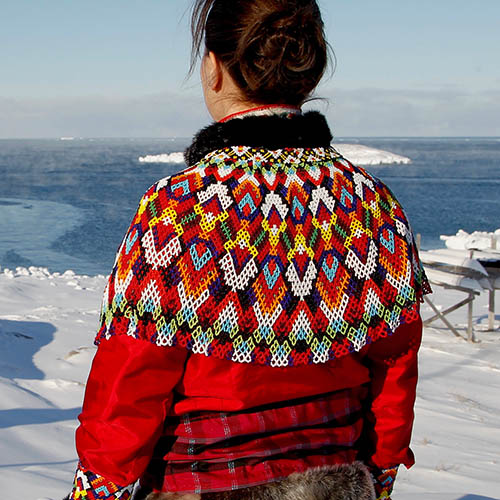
[142,386,368,494]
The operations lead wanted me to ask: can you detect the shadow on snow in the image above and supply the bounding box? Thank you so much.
[0,318,56,380]
[0,318,80,429]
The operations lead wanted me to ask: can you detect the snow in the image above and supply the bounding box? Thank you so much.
[137,144,411,166]
[419,251,489,277]
[0,266,499,500]
[441,229,500,252]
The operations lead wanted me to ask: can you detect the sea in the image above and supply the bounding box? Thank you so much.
[0,137,499,277]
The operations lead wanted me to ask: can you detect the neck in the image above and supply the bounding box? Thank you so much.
[219,104,302,123]
[209,99,262,122]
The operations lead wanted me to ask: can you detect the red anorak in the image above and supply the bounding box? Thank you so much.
[70,112,429,499]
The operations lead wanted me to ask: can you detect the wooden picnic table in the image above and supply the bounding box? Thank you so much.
[420,247,500,341]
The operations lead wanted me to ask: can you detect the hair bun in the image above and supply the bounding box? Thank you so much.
[192,0,329,105]
[236,3,328,104]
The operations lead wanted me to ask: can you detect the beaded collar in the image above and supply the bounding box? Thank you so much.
[184,110,333,166]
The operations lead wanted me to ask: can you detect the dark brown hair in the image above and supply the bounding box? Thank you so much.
[191,0,329,106]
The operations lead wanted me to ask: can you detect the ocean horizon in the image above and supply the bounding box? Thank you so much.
[1,136,499,276]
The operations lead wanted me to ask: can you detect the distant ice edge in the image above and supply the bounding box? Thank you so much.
[0,265,106,282]
[333,144,411,166]
[4,228,497,281]
[138,152,185,164]
[138,144,411,166]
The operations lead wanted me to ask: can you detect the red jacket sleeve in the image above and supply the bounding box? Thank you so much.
[75,335,188,487]
[362,314,423,469]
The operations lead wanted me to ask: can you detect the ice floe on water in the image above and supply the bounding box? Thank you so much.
[138,152,185,164]
[137,144,411,166]
[333,143,411,165]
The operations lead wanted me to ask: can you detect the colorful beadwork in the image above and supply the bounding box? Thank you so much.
[371,465,399,499]
[69,462,132,499]
[96,146,430,366]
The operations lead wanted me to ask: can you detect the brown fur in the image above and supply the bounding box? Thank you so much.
[142,463,375,500]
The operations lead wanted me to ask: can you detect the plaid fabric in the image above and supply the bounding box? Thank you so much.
[141,386,368,494]
[69,462,132,499]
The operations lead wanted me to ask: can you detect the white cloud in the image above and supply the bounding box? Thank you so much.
[0,92,209,139]
[309,87,500,137]
[1,87,499,138]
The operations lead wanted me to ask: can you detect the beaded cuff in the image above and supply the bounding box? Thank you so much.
[370,465,399,500]
[69,462,132,500]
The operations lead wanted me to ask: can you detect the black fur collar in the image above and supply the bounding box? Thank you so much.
[184,111,333,166]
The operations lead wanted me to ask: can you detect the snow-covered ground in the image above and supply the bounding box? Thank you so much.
[0,266,498,500]
[137,144,411,166]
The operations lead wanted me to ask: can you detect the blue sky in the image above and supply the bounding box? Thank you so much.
[1,0,499,137]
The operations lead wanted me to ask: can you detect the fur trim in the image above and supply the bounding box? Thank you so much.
[143,463,375,500]
[184,111,333,166]
[145,494,201,500]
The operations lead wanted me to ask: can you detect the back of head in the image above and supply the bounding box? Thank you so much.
[191,0,329,106]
